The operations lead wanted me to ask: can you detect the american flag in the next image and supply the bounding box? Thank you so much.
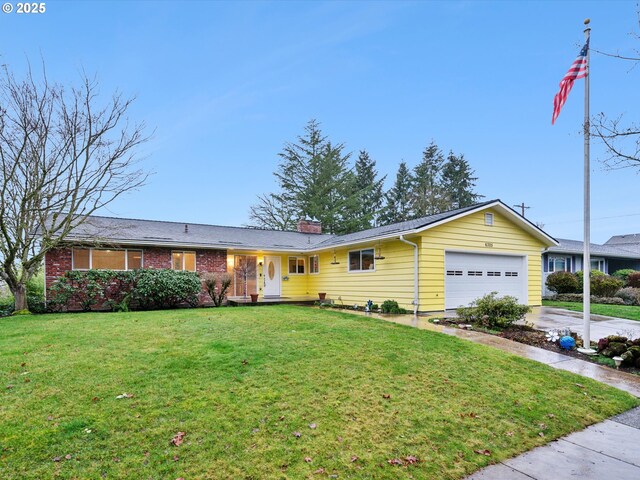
[552,39,589,125]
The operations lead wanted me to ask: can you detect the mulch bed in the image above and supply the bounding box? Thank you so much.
[436,317,640,376]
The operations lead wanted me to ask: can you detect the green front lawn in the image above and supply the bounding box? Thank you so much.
[1,306,636,479]
[543,300,640,322]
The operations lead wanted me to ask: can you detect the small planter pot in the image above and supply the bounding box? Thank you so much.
[250,294,259,302]
[318,292,327,300]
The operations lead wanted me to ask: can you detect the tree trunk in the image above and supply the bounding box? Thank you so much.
[13,283,28,312]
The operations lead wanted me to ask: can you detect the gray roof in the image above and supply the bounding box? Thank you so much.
[313,200,497,249]
[65,216,334,252]
[605,233,640,246]
[62,199,553,252]
[546,238,640,259]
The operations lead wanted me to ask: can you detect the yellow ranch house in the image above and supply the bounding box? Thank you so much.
[44,199,558,312]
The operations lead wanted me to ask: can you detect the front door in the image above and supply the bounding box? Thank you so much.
[263,255,281,297]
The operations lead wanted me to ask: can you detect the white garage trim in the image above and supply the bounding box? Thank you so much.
[444,250,528,310]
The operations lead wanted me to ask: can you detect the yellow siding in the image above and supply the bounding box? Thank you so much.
[307,239,419,311]
[419,208,545,310]
[232,207,547,312]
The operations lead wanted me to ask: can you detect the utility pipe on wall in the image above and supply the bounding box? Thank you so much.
[399,235,419,315]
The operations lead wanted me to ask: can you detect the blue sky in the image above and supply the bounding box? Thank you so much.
[1,0,638,243]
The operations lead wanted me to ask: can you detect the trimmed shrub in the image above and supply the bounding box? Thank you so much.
[615,287,640,306]
[381,300,407,314]
[612,269,638,285]
[553,293,626,305]
[132,269,201,310]
[457,292,530,329]
[48,270,137,312]
[628,272,640,288]
[546,271,579,294]
[591,275,624,297]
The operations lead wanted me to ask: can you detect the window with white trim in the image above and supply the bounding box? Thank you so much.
[484,213,494,226]
[72,248,143,271]
[348,248,375,272]
[548,257,568,273]
[590,259,605,272]
[172,251,196,271]
[288,256,305,274]
[309,255,319,274]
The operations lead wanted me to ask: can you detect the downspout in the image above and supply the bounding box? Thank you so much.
[399,235,419,315]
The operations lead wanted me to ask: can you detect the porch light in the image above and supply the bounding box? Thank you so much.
[330,249,340,265]
[374,243,385,260]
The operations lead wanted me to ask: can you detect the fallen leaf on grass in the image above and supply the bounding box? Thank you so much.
[24,378,31,383]
[304,456,312,463]
[474,449,491,456]
[505,431,514,437]
[242,359,249,365]
[387,458,403,466]
[575,383,584,389]
[113,457,121,463]
[538,432,545,437]
[538,423,547,430]
[350,455,359,462]
[173,455,179,462]
[404,455,418,465]
[53,456,61,462]
[92,397,100,403]
[309,423,317,429]
[314,467,325,474]
[20,362,26,367]
[547,413,556,418]
[382,394,391,399]
[279,415,285,421]
[293,431,302,438]
[171,432,186,446]
[65,454,72,460]
[6,385,13,390]
[115,393,134,399]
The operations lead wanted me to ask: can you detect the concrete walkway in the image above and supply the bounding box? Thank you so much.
[526,306,640,341]
[467,407,640,479]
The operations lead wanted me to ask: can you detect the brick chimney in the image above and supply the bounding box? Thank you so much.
[297,219,322,234]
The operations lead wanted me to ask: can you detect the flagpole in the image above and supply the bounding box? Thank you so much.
[579,19,596,354]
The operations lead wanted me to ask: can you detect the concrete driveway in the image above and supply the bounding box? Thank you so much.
[525,306,640,341]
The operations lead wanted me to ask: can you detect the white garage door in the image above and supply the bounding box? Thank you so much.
[445,252,526,309]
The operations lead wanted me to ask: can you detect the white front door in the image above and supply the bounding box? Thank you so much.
[263,255,281,297]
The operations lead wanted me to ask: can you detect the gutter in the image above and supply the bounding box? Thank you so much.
[399,235,419,315]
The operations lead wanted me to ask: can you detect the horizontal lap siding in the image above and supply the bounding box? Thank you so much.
[308,239,419,311]
[419,208,546,311]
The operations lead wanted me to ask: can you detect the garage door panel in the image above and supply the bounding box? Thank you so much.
[445,252,525,309]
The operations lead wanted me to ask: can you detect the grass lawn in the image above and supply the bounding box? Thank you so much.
[543,300,640,322]
[1,306,637,479]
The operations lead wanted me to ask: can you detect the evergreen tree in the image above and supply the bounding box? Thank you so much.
[441,151,482,209]
[381,162,413,225]
[248,119,358,234]
[411,142,449,217]
[347,150,386,230]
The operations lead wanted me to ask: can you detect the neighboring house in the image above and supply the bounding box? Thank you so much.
[542,238,640,297]
[44,199,557,312]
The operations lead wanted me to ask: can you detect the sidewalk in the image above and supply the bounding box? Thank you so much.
[467,407,640,479]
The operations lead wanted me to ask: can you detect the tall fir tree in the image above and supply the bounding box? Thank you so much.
[248,119,358,234]
[411,142,449,217]
[441,151,482,209]
[346,150,386,230]
[381,161,414,225]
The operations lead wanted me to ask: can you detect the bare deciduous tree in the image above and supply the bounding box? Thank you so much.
[592,12,640,169]
[0,63,149,311]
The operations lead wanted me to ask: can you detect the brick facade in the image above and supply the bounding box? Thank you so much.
[45,245,228,306]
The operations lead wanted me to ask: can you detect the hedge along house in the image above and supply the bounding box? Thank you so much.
[44,199,557,313]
